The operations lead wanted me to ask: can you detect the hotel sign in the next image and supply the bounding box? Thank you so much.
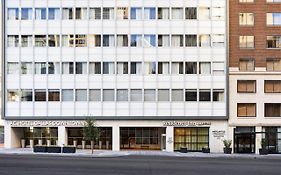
[163,121,211,127]
[7,120,86,127]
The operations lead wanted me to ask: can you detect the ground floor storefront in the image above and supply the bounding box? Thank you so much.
[4,120,228,152]
[232,126,281,154]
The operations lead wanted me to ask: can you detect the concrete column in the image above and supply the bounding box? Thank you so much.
[166,126,174,152]
[112,125,120,151]
[4,122,12,148]
[255,126,262,154]
[58,126,66,147]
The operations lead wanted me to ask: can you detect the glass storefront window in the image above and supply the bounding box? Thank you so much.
[174,127,209,152]
[120,127,165,150]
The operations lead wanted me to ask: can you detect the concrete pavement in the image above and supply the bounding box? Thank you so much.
[0,148,281,159]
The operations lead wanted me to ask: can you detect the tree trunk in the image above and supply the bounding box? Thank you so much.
[91,140,94,154]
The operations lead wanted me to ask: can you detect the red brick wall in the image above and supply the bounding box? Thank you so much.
[229,0,281,68]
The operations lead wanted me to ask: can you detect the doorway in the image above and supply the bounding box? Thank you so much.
[234,127,255,153]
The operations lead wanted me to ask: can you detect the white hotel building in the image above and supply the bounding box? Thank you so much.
[3,0,227,152]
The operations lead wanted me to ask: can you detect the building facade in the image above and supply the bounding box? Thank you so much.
[3,0,227,152]
[229,0,281,154]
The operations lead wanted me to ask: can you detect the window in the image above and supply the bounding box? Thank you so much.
[199,90,211,101]
[35,35,47,47]
[171,35,183,47]
[117,35,128,47]
[158,89,169,101]
[237,103,256,117]
[144,8,156,20]
[237,80,256,93]
[185,35,197,47]
[103,35,115,47]
[239,13,254,26]
[264,80,281,93]
[158,35,170,47]
[21,90,33,101]
[185,89,197,101]
[239,58,255,71]
[75,62,87,74]
[267,13,281,26]
[158,62,170,74]
[144,89,156,101]
[7,35,19,47]
[75,35,87,47]
[171,8,183,19]
[8,90,20,102]
[48,8,60,20]
[143,35,156,47]
[8,8,19,20]
[198,7,210,20]
[62,90,73,101]
[21,8,32,20]
[266,58,281,71]
[48,62,60,74]
[89,89,101,101]
[158,8,169,20]
[48,35,60,47]
[62,35,74,47]
[213,90,224,102]
[35,62,47,74]
[185,62,197,74]
[199,62,211,74]
[8,62,19,74]
[174,128,209,152]
[267,36,281,48]
[89,8,101,20]
[130,35,142,47]
[171,62,184,74]
[212,34,225,47]
[131,62,142,75]
[88,35,101,47]
[212,7,224,20]
[117,62,128,74]
[75,8,87,20]
[21,62,33,74]
[21,35,33,47]
[213,62,225,75]
[35,90,46,101]
[103,8,115,20]
[185,7,197,19]
[76,89,87,101]
[103,62,115,74]
[130,89,142,101]
[144,62,156,74]
[172,89,183,101]
[62,62,74,74]
[131,8,142,20]
[62,8,73,20]
[199,35,211,47]
[265,104,281,117]
[117,89,128,101]
[75,89,87,101]
[89,62,101,74]
[48,90,60,101]
[103,89,115,101]
[117,7,128,20]
[239,36,254,48]
[35,8,46,20]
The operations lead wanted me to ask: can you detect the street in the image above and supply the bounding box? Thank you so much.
[0,154,280,175]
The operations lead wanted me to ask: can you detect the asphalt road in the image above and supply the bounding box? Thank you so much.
[0,154,280,175]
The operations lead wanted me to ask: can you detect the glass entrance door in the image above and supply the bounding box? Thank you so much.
[234,127,255,153]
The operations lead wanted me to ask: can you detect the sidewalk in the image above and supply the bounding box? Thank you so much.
[0,148,281,159]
